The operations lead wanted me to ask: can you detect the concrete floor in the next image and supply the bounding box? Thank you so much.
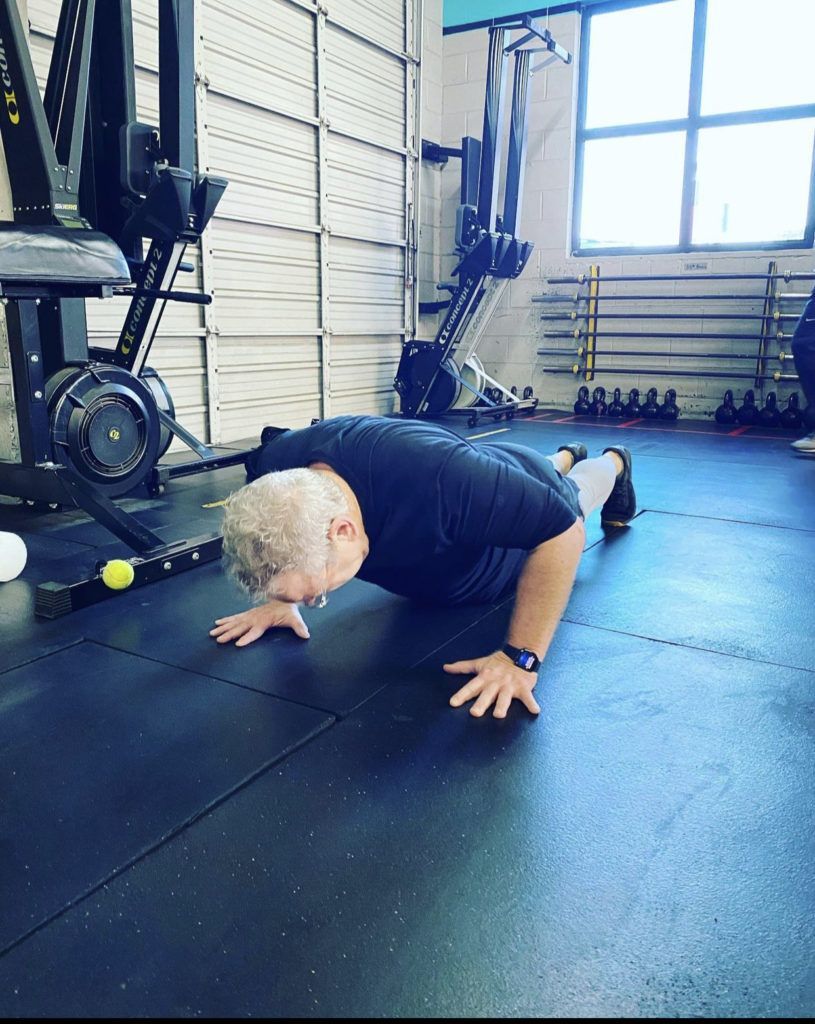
[0,412,813,1017]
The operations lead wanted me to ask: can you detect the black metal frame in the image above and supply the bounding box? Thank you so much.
[572,0,815,256]
[35,533,224,618]
[0,0,87,226]
[398,17,571,425]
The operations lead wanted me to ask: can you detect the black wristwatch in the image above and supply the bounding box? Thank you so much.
[502,643,541,673]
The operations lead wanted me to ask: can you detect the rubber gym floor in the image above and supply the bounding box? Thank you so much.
[1,412,813,1018]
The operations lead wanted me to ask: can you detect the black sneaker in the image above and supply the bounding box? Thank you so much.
[557,442,588,467]
[601,446,637,527]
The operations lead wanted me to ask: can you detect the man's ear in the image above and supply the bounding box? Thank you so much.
[328,515,357,542]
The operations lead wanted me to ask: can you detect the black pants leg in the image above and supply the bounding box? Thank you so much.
[791,288,815,431]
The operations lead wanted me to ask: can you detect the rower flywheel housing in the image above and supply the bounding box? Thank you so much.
[46,364,161,497]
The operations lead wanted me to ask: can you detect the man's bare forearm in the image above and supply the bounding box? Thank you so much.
[506,518,585,660]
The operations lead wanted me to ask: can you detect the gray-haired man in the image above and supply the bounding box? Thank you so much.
[213,415,636,719]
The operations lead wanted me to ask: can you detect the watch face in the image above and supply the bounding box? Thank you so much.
[518,651,537,670]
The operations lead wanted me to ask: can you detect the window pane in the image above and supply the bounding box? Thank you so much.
[585,0,693,129]
[702,0,815,114]
[692,120,815,244]
[578,132,686,249]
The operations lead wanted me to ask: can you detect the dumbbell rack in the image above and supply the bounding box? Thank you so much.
[532,262,815,407]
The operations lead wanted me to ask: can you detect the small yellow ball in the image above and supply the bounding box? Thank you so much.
[101,559,135,590]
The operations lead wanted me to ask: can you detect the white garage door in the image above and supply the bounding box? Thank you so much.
[24,0,420,445]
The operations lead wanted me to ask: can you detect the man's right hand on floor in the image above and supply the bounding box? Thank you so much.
[210,601,310,646]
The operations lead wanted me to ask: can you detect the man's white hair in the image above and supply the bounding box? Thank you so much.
[222,469,347,601]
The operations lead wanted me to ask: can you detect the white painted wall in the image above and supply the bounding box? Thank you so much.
[436,14,814,419]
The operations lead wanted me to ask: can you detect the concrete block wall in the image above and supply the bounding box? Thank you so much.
[433,15,814,419]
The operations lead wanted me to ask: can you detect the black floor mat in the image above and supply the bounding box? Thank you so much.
[0,619,811,1018]
[0,641,332,953]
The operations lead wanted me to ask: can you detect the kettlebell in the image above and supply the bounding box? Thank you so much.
[623,387,641,417]
[641,387,660,419]
[607,387,624,418]
[659,388,680,420]
[573,386,591,415]
[715,389,737,424]
[589,386,607,416]
[780,392,803,430]
[736,389,758,426]
[758,391,780,428]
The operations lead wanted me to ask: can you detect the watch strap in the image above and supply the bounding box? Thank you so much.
[502,643,541,672]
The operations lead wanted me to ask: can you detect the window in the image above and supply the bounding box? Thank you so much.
[573,0,815,254]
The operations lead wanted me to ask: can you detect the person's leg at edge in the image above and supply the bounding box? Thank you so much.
[546,450,574,475]
[545,448,625,517]
[790,286,815,451]
[567,452,622,518]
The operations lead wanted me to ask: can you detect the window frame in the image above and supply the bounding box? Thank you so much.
[572,0,815,255]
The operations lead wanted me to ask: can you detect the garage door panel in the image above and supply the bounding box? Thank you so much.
[326,136,405,243]
[207,96,319,231]
[330,0,406,54]
[219,335,323,439]
[202,0,316,120]
[325,26,405,149]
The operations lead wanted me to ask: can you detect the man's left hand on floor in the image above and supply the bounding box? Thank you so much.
[444,651,541,719]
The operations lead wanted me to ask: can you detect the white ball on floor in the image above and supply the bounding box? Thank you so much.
[0,531,27,582]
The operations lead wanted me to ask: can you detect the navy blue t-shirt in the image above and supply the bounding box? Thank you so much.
[245,416,581,605]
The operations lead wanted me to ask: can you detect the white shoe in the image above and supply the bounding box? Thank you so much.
[790,431,815,453]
